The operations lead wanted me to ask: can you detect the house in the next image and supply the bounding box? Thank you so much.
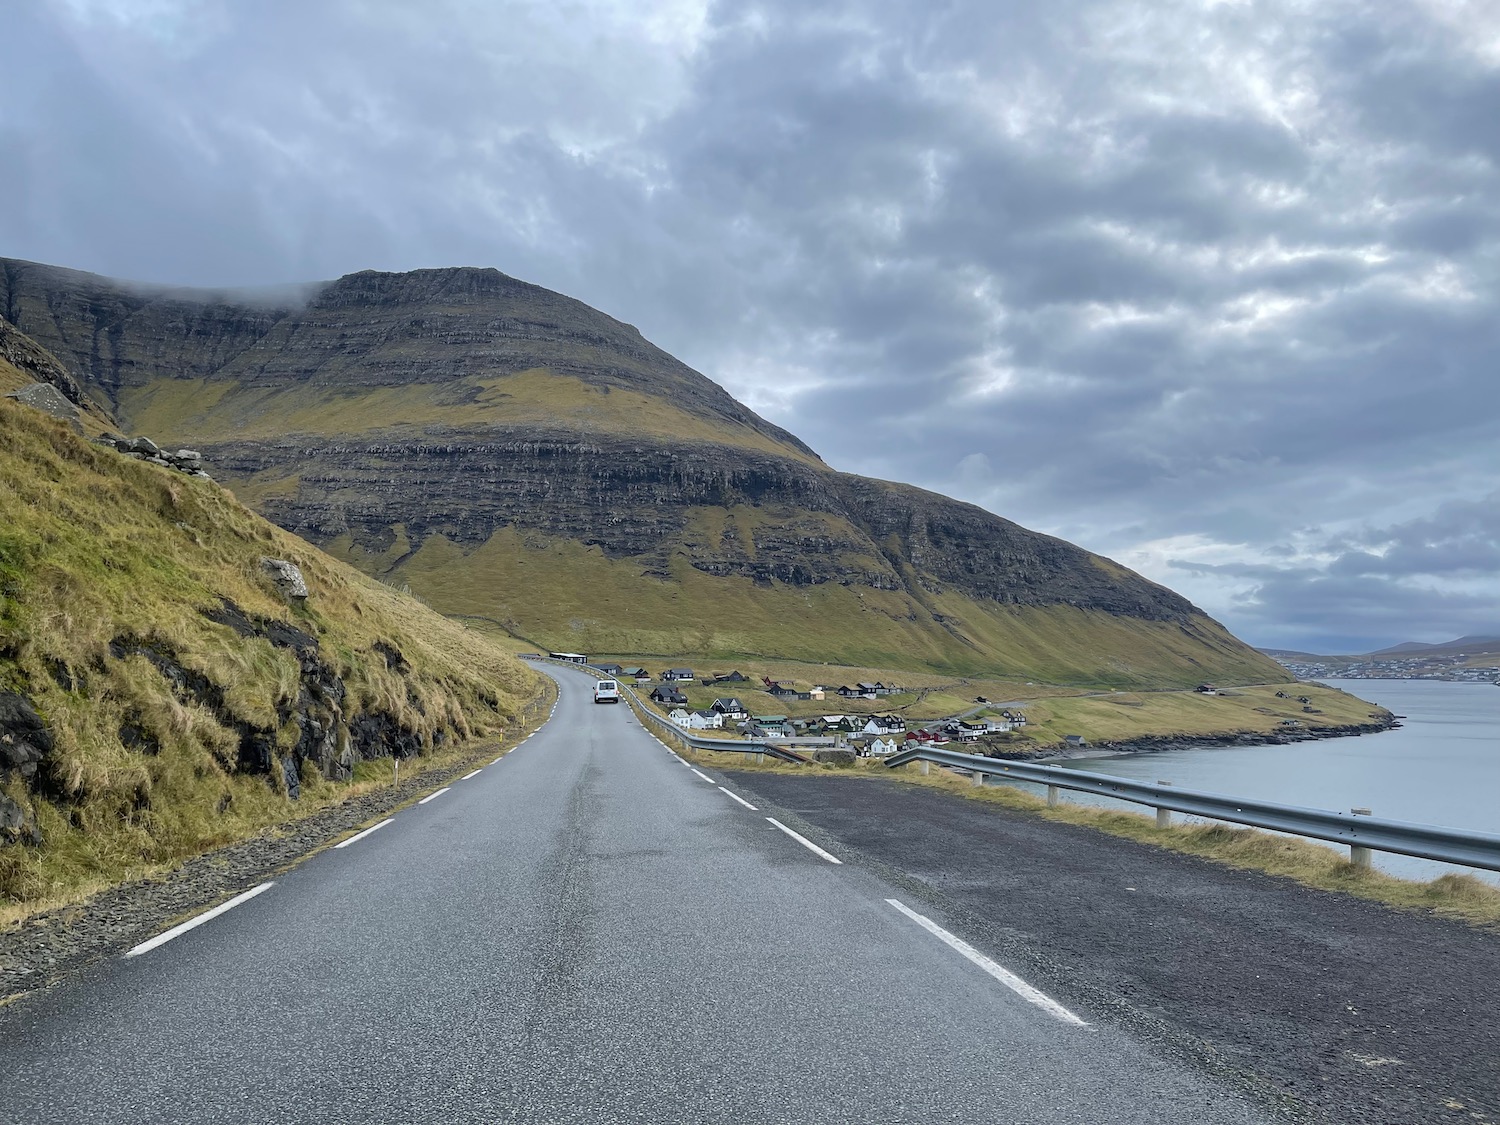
[712,670,748,684]
[711,697,748,719]
[1063,734,1088,748]
[689,710,723,730]
[750,715,791,737]
[766,682,802,700]
[855,682,880,699]
[594,663,623,676]
[549,652,589,664]
[808,686,826,701]
[836,685,862,699]
[650,685,688,705]
[622,667,651,682]
[866,737,899,757]
[663,668,695,683]
[1195,683,1217,695]
[669,708,693,727]
[981,717,1013,734]
[1001,710,1027,727]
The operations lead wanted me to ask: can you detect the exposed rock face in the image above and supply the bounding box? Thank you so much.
[4,383,82,429]
[0,693,50,845]
[0,256,1286,680]
[0,314,91,408]
[258,558,309,601]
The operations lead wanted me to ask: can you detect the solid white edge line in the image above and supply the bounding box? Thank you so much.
[460,768,482,780]
[690,768,715,784]
[885,898,1086,1026]
[765,817,843,864]
[333,818,394,849]
[126,882,275,957]
[492,756,505,765]
[417,787,451,805]
[718,785,758,811]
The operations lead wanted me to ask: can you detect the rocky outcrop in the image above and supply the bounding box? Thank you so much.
[0,693,50,845]
[94,433,213,478]
[5,383,82,430]
[258,558,308,601]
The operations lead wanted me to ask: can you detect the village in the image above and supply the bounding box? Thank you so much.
[549,655,1029,757]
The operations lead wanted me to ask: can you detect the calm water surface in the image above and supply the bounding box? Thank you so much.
[1031,679,1500,883]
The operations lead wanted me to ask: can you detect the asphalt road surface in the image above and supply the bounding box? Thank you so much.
[725,769,1500,1125]
[1,664,1287,1125]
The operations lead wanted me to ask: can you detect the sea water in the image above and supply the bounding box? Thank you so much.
[1036,679,1500,884]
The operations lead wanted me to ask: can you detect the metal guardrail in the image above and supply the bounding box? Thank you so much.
[520,656,808,763]
[885,744,1500,874]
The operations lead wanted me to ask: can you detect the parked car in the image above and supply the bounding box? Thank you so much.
[593,679,620,704]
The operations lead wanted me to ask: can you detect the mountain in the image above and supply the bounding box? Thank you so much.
[0,256,1286,686]
[1366,636,1500,657]
[0,392,539,906]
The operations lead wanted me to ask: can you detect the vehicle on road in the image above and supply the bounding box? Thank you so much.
[593,679,620,704]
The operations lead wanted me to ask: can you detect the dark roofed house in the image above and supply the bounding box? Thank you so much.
[651,685,688,705]
[713,670,748,684]
[712,697,748,718]
[594,663,623,676]
[663,668,695,683]
[1063,734,1088,748]
[836,685,862,698]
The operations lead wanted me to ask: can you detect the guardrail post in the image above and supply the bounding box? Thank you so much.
[918,760,930,776]
[971,770,984,788]
[1046,784,1059,807]
[755,752,765,766]
[1350,808,1372,869]
[1156,780,1172,827]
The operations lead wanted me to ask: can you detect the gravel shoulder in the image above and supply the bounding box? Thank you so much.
[724,769,1500,1125]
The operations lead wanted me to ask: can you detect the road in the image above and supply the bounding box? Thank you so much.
[0,664,1286,1124]
[724,769,1500,1125]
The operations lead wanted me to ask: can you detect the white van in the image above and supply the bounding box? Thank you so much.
[593,679,620,704]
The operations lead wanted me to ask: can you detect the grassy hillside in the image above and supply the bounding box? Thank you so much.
[118,367,822,466]
[327,521,1283,686]
[0,398,544,913]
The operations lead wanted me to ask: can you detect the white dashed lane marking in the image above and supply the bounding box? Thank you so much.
[886,898,1086,1026]
[418,787,451,805]
[334,819,393,849]
[126,883,275,957]
[718,786,758,811]
[766,817,842,864]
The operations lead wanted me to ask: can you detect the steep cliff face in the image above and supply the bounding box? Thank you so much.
[0,256,1285,684]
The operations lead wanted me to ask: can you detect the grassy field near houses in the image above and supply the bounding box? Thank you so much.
[596,652,1386,747]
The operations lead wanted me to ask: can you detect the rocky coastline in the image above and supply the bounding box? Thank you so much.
[982,716,1401,763]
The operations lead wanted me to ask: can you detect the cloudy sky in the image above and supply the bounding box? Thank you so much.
[4,0,1498,653]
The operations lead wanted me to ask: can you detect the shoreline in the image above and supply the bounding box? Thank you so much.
[988,716,1401,763]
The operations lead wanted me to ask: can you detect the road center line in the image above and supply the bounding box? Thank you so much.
[766,817,843,864]
[126,883,274,957]
[690,768,715,784]
[718,786,758,811]
[885,898,1087,1026]
[334,818,393,849]
[459,768,482,780]
[417,787,451,805]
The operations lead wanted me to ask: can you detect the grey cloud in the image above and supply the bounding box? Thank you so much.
[3,0,1498,651]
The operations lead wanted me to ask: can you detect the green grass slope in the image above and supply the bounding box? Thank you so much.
[0,399,544,913]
